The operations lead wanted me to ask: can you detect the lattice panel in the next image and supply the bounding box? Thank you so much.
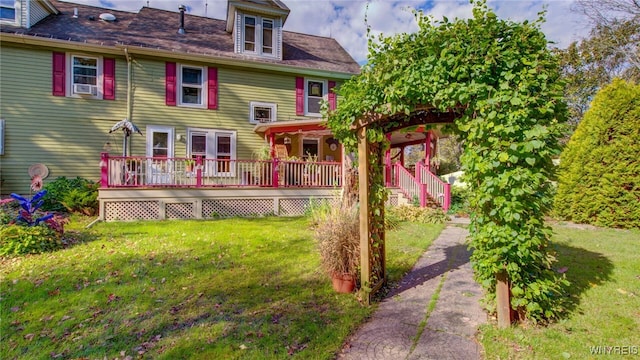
[280,198,310,216]
[386,193,399,206]
[167,202,194,219]
[203,199,273,218]
[104,201,160,221]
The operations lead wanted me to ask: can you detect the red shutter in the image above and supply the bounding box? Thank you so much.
[52,52,66,96]
[165,62,177,106]
[103,57,115,100]
[328,81,336,111]
[295,76,304,116]
[208,67,218,110]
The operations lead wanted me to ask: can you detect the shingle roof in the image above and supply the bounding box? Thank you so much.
[0,0,360,75]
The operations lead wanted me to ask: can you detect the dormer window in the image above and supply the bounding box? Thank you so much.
[0,0,18,25]
[227,0,288,60]
[242,14,277,57]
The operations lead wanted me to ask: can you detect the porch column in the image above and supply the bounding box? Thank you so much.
[269,132,276,158]
[195,155,203,187]
[425,130,432,172]
[385,134,392,187]
[400,145,405,167]
[100,152,109,188]
[358,126,372,305]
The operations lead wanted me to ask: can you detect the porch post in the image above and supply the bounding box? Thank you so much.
[425,131,432,172]
[269,132,276,158]
[443,183,451,211]
[358,126,371,305]
[100,152,109,188]
[272,158,279,188]
[196,155,203,187]
[419,183,427,208]
[400,145,405,167]
[385,134,392,187]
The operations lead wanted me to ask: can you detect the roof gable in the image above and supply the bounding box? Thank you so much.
[0,0,359,75]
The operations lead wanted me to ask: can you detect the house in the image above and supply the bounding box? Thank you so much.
[0,0,449,220]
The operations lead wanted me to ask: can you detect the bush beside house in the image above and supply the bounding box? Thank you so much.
[554,79,640,229]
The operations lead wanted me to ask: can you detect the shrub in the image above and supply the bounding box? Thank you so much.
[312,205,360,279]
[554,79,640,229]
[42,177,99,215]
[387,205,450,224]
[448,186,471,216]
[1,191,69,257]
[0,224,62,256]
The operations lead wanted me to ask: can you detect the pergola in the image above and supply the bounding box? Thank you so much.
[354,108,457,299]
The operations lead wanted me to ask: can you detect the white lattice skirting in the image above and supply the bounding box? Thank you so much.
[99,188,340,222]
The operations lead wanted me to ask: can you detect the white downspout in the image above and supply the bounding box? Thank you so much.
[124,47,133,156]
[124,47,132,121]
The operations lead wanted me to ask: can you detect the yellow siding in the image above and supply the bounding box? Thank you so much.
[0,44,336,195]
[1,45,127,194]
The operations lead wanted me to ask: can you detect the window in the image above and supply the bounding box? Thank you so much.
[187,128,236,176]
[302,138,320,160]
[178,65,206,107]
[242,14,276,57]
[249,102,277,123]
[71,55,98,96]
[146,126,175,185]
[0,0,16,23]
[244,15,256,51]
[146,126,175,158]
[262,19,273,54]
[52,52,114,99]
[305,79,327,116]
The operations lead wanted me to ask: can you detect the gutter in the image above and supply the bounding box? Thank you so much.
[0,32,359,80]
[124,47,132,121]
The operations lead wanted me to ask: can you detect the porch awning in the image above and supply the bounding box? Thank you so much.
[253,119,332,136]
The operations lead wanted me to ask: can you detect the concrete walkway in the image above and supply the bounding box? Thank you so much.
[338,224,486,360]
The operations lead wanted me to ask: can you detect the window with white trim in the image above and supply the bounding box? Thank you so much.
[187,128,236,177]
[0,0,18,25]
[146,126,175,185]
[242,14,277,57]
[305,79,327,116]
[249,102,277,123]
[70,54,101,98]
[179,64,206,107]
[146,126,175,158]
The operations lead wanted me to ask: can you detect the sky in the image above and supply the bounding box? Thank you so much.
[66,0,593,63]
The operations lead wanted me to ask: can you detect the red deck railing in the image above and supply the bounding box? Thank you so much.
[100,153,342,189]
[389,161,451,211]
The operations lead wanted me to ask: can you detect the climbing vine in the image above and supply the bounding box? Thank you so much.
[326,1,569,322]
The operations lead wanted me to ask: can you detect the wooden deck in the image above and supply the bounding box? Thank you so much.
[99,187,341,221]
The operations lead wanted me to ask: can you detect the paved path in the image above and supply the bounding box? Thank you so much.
[338,224,486,360]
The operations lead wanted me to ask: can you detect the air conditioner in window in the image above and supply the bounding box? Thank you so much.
[73,84,97,96]
[257,118,272,123]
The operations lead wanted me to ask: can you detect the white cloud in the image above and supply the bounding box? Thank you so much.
[61,0,592,62]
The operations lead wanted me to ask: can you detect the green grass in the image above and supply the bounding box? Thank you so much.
[0,217,443,359]
[479,225,640,360]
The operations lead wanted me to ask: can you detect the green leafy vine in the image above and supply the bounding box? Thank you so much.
[326,0,569,322]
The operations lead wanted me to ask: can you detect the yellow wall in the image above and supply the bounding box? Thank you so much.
[0,43,343,194]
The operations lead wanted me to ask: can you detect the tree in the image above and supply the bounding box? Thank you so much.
[554,79,640,229]
[327,1,569,323]
[559,0,639,124]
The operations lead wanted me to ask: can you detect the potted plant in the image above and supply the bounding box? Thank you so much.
[312,203,360,293]
[185,159,195,172]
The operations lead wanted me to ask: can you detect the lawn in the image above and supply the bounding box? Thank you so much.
[0,217,444,359]
[479,224,640,359]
